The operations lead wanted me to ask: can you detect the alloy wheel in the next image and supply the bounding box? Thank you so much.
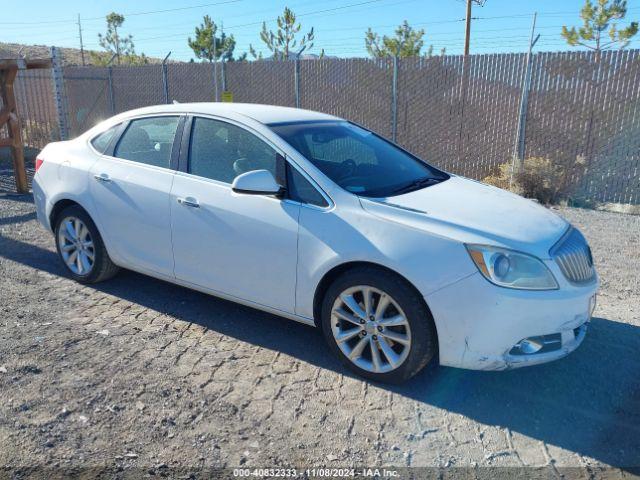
[57,216,95,276]
[330,285,412,373]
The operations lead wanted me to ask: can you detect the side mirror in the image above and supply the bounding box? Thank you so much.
[232,169,285,197]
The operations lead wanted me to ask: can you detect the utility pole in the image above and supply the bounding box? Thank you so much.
[464,0,473,56]
[77,14,85,66]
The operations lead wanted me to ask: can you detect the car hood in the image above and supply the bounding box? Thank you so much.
[359,175,568,259]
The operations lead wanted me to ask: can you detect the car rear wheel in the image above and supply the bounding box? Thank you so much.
[321,266,438,384]
[54,205,119,284]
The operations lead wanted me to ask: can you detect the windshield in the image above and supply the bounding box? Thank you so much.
[268,121,448,198]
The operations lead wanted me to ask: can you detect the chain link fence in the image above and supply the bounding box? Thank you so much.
[7,49,640,207]
[63,66,111,137]
[523,50,640,206]
[298,58,394,139]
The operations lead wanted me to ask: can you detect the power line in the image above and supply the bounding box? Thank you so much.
[5,1,640,60]
[0,0,243,25]
[0,23,566,47]
[130,0,401,43]
[158,32,607,54]
[104,29,569,51]
[0,0,340,32]
[106,0,242,18]
[17,25,638,53]
[0,0,385,28]
[109,3,628,45]
[1,2,638,28]
[86,24,571,42]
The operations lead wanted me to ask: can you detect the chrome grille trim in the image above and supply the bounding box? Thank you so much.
[550,227,595,284]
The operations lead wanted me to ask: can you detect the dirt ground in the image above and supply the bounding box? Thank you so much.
[1,193,639,476]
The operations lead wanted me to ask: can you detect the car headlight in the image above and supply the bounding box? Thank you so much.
[465,244,558,290]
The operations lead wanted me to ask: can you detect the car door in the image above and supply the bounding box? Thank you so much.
[89,114,183,277]
[170,115,300,314]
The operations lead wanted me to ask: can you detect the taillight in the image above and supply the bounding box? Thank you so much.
[35,157,44,173]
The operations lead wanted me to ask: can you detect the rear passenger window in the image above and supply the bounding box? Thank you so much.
[287,165,329,207]
[91,126,118,154]
[114,116,179,168]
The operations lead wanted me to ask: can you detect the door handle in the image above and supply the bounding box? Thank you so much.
[93,173,112,183]
[177,197,200,208]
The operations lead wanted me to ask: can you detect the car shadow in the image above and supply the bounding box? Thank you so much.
[1,219,639,468]
[0,192,35,204]
[0,211,36,226]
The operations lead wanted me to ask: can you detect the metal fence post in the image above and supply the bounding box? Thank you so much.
[50,46,69,140]
[391,56,398,142]
[162,64,169,104]
[212,60,219,102]
[162,51,171,104]
[107,66,116,114]
[511,13,538,184]
[514,58,533,166]
[221,60,227,93]
[294,58,300,108]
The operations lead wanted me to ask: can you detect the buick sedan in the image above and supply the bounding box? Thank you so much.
[32,103,598,383]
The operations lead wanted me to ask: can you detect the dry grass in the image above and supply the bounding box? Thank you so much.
[483,157,572,205]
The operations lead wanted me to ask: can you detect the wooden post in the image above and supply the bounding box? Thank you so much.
[0,58,52,194]
[0,64,28,193]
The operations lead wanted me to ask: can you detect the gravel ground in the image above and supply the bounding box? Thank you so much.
[0,193,639,476]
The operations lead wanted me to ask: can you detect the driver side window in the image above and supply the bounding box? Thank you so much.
[189,117,277,184]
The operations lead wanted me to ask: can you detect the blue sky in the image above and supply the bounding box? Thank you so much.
[1,0,639,61]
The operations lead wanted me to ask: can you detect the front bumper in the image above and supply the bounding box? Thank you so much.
[426,272,598,371]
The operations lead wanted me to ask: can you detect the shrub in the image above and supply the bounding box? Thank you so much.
[482,157,567,204]
[482,162,521,194]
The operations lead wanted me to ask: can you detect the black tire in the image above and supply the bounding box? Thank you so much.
[320,266,438,384]
[54,205,120,284]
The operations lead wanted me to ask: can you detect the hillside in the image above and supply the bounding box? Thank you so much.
[0,42,164,66]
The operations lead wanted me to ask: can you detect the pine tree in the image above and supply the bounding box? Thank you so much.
[365,21,425,58]
[562,0,638,53]
[90,12,147,66]
[188,15,236,62]
[257,7,314,60]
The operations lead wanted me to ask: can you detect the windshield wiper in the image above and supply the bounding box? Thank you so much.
[389,176,445,196]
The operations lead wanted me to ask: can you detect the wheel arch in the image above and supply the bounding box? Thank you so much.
[49,197,121,283]
[312,261,436,332]
[49,198,88,230]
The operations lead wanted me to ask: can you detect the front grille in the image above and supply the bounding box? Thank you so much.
[550,228,595,284]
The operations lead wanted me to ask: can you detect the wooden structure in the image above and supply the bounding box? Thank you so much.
[0,58,51,193]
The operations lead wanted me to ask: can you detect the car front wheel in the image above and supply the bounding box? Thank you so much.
[321,266,438,384]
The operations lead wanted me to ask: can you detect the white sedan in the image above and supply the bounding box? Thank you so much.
[32,103,598,383]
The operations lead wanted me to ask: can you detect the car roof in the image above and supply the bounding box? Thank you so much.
[115,102,341,125]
